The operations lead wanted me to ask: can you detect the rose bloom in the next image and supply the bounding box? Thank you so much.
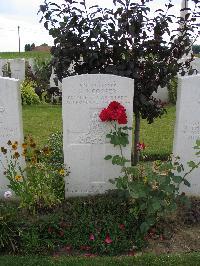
[99,101,127,124]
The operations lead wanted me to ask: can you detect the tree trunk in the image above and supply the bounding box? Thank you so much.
[132,111,140,166]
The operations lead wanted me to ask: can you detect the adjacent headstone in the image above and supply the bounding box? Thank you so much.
[0,59,7,77]
[152,86,169,103]
[8,59,25,82]
[62,74,134,197]
[173,74,200,195]
[192,57,200,73]
[0,77,24,197]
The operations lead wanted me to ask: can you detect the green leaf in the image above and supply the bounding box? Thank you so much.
[172,175,183,183]
[196,139,200,146]
[140,222,150,234]
[183,179,191,187]
[187,161,197,168]
[104,155,112,160]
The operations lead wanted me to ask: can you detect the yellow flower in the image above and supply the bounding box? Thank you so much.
[15,175,22,182]
[13,152,20,159]
[143,176,148,184]
[31,157,37,164]
[22,143,28,149]
[7,140,12,146]
[1,147,7,154]
[12,144,18,150]
[22,149,27,157]
[59,169,65,176]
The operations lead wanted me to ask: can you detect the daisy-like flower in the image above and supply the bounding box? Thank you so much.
[59,169,65,176]
[15,175,22,182]
[4,191,12,199]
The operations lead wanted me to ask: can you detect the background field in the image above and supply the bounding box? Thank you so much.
[22,104,176,160]
[0,51,51,60]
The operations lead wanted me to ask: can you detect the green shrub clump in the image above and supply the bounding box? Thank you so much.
[21,80,41,105]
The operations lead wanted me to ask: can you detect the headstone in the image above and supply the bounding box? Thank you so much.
[27,58,35,74]
[192,57,200,73]
[62,74,134,197]
[8,59,25,82]
[152,86,169,103]
[173,74,200,195]
[0,59,7,77]
[0,77,24,197]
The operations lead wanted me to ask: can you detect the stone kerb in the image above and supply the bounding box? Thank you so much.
[0,77,24,197]
[62,74,134,197]
[173,74,200,195]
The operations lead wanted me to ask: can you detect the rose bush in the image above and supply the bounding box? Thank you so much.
[100,101,200,245]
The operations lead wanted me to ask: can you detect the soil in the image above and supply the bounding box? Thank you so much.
[144,225,200,255]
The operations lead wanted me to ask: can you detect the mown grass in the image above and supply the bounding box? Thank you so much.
[140,104,176,160]
[23,105,62,146]
[1,253,200,266]
[0,51,51,60]
[22,104,176,159]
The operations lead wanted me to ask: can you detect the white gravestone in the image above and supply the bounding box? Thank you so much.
[173,74,200,195]
[62,74,134,197]
[0,59,7,77]
[0,77,24,197]
[8,59,25,82]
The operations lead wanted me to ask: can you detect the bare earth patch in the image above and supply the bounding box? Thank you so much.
[144,225,200,255]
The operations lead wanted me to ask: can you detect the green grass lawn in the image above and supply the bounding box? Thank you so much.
[23,105,62,145]
[22,104,176,159]
[0,51,50,60]
[1,253,200,266]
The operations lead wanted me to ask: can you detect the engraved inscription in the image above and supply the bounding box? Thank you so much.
[182,121,200,140]
[79,112,107,144]
[65,95,131,105]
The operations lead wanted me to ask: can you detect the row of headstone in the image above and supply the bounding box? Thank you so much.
[0,59,25,82]
[0,73,200,197]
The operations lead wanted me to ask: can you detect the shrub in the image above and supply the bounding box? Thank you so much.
[0,194,138,255]
[168,77,178,105]
[21,80,41,105]
[0,137,68,212]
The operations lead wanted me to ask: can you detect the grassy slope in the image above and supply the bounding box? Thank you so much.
[22,104,175,158]
[0,253,200,266]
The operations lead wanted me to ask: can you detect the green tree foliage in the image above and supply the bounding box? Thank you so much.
[24,44,31,52]
[39,0,200,164]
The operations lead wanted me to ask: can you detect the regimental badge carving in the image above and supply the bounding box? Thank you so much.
[79,111,107,144]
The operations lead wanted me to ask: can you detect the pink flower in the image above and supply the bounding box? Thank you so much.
[104,234,113,244]
[119,224,125,230]
[80,245,91,251]
[59,230,64,237]
[137,142,146,151]
[89,233,95,241]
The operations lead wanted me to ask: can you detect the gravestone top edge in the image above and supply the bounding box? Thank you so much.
[0,76,20,82]
[63,74,134,82]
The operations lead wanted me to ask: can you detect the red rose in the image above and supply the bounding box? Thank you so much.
[99,101,128,125]
[99,108,111,122]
